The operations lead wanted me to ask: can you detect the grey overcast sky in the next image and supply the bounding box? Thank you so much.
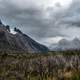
[0,0,80,46]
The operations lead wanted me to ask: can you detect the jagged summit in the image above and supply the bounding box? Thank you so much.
[14,27,22,34]
[72,37,80,42]
[0,20,49,53]
[0,19,2,25]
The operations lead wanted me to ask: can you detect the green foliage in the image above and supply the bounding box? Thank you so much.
[70,72,80,80]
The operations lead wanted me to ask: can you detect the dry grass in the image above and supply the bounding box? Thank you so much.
[0,51,80,80]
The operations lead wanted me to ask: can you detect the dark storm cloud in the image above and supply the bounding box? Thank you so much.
[0,0,63,40]
[0,0,80,45]
[58,0,80,27]
[46,0,80,39]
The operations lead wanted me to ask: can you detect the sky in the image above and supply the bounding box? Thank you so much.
[0,0,80,46]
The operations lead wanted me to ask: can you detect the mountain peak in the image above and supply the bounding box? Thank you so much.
[0,20,49,53]
[59,39,69,45]
[50,38,80,51]
[73,37,80,42]
[14,27,22,34]
[0,19,2,25]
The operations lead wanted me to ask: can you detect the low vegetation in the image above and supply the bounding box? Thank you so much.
[0,50,80,80]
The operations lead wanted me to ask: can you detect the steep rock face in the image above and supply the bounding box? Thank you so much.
[14,32,49,53]
[0,21,49,53]
[0,25,23,51]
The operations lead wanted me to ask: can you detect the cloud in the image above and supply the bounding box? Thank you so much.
[0,0,63,38]
[0,0,80,46]
[48,0,80,39]
[58,0,80,27]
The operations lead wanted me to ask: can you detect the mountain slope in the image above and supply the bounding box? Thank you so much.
[0,21,49,53]
[14,32,49,53]
[50,38,80,51]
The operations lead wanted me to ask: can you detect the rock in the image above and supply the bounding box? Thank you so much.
[0,21,49,53]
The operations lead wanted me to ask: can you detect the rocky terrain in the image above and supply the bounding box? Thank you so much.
[50,38,80,51]
[0,20,49,53]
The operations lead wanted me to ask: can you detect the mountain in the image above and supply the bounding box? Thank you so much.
[0,20,49,53]
[50,38,80,51]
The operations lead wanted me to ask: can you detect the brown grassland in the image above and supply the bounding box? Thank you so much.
[0,50,80,80]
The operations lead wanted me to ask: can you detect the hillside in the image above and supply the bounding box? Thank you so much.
[0,20,49,53]
[50,38,80,51]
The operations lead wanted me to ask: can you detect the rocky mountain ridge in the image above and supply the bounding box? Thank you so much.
[50,38,80,51]
[0,20,49,53]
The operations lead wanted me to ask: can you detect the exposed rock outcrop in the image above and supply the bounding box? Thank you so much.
[0,20,49,53]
